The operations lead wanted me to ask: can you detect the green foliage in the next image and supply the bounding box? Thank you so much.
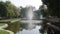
[0,23,5,26]
[0,1,21,19]
[13,6,20,17]
[42,0,60,17]
[0,30,10,34]
[39,5,47,17]
[0,1,7,17]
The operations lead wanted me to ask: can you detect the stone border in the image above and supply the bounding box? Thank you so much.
[0,29,14,34]
[0,24,8,29]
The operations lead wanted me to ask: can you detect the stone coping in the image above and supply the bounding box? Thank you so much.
[0,24,8,29]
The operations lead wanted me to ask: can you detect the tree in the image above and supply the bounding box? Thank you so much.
[41,0,60,17]
[0,1,21,19]
[20,7,27,18]
[5,1,15,18]
[13,6,20,18]
[0,1,7,17]
[39,5,48,17]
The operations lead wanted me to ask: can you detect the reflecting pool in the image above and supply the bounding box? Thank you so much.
[5,20,44,34]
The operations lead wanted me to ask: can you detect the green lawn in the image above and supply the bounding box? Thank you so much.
[0,18,21,23]
[0,18,21,21]
[0,23,5,26]
[0,30,10,34]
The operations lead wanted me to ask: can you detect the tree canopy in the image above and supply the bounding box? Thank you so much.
[0,1,21,19]
[41,0,60,17]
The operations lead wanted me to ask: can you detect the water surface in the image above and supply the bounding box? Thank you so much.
[5,20,43,34]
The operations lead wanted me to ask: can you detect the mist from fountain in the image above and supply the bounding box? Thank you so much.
[27,8,33,20]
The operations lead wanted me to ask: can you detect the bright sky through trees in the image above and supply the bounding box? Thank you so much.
[1,0,42,9]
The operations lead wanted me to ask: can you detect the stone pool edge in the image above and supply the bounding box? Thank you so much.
[0,24,8,29]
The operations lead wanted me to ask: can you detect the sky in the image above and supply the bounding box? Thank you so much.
[1,0,42,9]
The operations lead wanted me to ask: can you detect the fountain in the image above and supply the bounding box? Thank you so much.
[18,6,43,34]
[21,6,42,24]
[27,7,33,20]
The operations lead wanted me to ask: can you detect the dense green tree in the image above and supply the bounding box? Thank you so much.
[0,1,7,17]
[5,1,15,18]
[13,6,20,18]
[0,1,21,19]
[39,5,48,17]
[41,0,60,34]
[41,0,60,17]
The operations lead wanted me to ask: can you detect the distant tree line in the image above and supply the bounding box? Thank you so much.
[20,7,27,18]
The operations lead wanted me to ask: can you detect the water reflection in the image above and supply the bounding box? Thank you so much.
[17,20,41,34]
[16,26,41,34]
[5,20,46,34]
[5,22,22,33]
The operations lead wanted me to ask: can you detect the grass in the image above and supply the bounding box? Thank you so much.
[0,18,21,21]
[0,23,5,26]
[0,18,21,23]
[0,30,10,34]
